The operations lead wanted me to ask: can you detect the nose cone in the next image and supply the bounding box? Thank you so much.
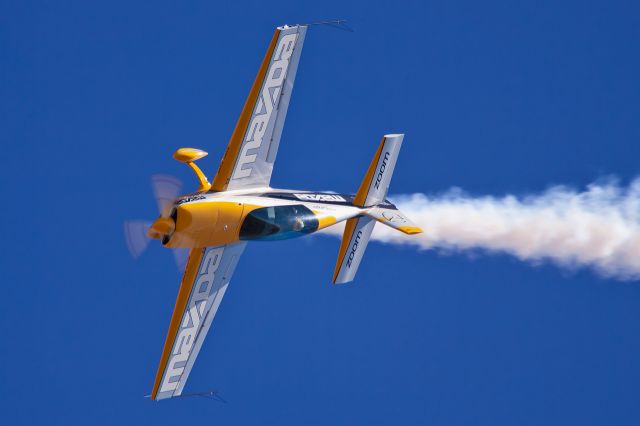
[147,216,175,239]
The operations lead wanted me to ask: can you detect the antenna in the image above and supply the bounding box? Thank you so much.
[144,390,227,403]
[299,19,353,32]
[179,390,227,402]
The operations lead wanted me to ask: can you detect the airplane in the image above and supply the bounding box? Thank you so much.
[136,23,423,401]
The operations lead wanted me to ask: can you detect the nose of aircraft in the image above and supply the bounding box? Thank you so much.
[147,216,175,240]
[162,202,220,248]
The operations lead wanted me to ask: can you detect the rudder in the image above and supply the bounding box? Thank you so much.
[332,134,407,284]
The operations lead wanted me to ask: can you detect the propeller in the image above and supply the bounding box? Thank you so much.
[123,220,152,259]
[124,174,189,271]
[152,174,182,217]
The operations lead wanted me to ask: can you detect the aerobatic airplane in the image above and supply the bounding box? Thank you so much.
[139,23,422,400]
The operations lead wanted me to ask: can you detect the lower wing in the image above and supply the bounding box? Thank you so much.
[150,243,246,400]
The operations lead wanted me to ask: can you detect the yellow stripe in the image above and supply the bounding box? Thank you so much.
[210,29,282,191]
[353,136,386,207]
[311,210,337,230]
[150,248,204,400]
[332,218,358,283]
[398,225,423,235]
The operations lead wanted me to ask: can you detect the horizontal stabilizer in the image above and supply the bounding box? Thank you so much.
[364,207,423,235]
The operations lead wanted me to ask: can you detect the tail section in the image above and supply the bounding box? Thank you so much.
[333,134,421,284]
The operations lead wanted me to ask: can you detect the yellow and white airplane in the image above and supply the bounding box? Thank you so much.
[142,23,422,400]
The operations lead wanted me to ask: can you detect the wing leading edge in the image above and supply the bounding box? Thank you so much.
[211,24,307,192]
[151,243,246,400]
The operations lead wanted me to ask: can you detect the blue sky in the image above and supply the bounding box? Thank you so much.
[2,1,640,424]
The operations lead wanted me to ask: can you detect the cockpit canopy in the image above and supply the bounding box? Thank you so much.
[240,205,319,241]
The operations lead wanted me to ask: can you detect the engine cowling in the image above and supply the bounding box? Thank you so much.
[163,201,245,248]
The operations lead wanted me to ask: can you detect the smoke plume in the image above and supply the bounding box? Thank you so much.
[324,179,640,280]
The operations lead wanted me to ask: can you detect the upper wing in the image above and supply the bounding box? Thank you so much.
[150,243,246,400]
[211,24,307,192]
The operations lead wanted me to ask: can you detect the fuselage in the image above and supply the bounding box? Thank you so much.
[160,188,397,248]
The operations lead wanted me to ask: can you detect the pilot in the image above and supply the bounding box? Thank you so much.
[292,217,305,232]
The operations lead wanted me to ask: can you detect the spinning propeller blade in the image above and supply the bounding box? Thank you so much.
[124,175,186,270]
[152,174,183,217]
[172,248,190,272]
[123,220,152,258]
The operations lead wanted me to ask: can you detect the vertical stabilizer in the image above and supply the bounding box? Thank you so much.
[332,134,406,284]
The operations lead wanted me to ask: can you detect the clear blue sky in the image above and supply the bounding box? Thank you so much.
[2,1,640,425]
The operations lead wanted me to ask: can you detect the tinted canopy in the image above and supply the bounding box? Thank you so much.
[240,205,319,241]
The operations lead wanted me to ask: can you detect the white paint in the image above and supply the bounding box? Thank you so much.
[233,32,298,180]
[159,247,224,393]
[324,179,640,280]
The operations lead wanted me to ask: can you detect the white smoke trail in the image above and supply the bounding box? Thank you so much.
[324,179,640,280]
